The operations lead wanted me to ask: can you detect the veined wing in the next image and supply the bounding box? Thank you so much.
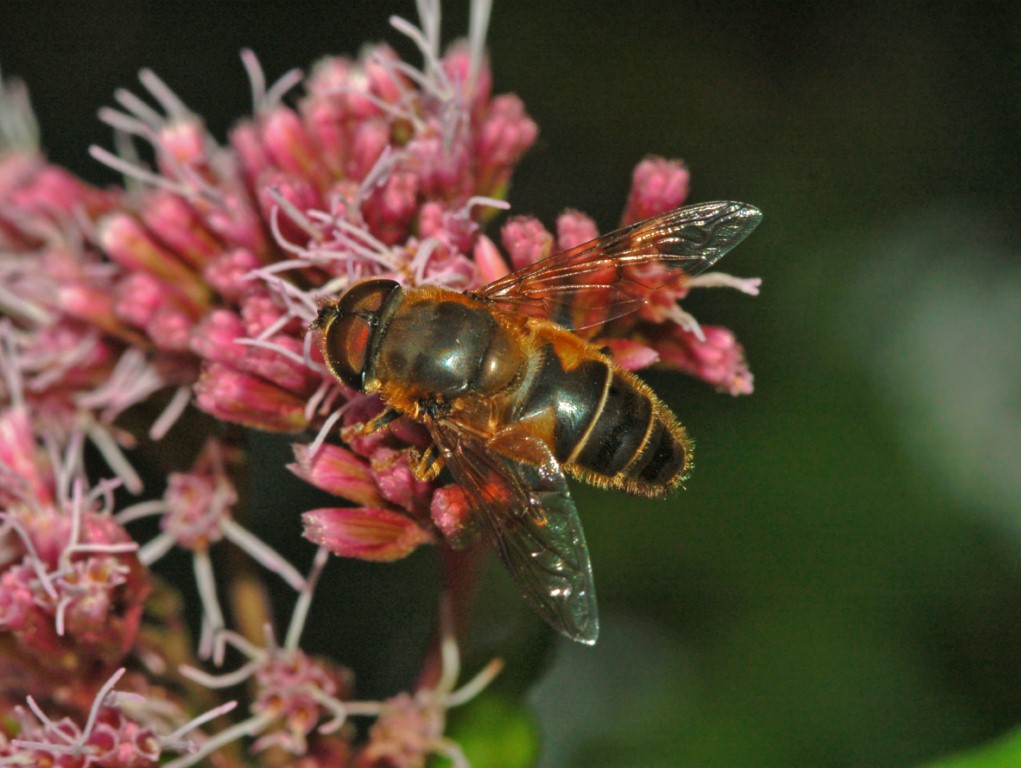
[427,420,599,644]
[474,201,762,331]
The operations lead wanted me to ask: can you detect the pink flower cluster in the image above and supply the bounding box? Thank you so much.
[0,402,148,699]
[0,1,758,764]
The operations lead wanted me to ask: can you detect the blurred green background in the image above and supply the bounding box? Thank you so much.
[4,2,1020,766]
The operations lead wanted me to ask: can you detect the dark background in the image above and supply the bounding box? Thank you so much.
[4,2,1021,766]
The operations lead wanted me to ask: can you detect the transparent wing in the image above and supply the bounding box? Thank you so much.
[474,201,762,331]
[428,420,599,644]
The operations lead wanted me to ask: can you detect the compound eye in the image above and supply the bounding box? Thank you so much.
[323,311,371,391]
[318,279,401,391]
[338,278,399,316]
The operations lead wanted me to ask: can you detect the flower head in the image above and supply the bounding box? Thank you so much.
[76,11,532,449]
[4,0,757,576]
[0,409,150,681]
[357,601,503,768]
[0,80,179,490]
[0,668,235,768]
[0,2,759,764]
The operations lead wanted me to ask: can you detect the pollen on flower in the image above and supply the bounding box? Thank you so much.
[249,648,354,754]
[120,439,305,604]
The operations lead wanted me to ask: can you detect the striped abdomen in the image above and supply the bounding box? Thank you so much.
[508,327,692,497]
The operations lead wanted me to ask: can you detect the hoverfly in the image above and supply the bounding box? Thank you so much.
[315,201,761,644]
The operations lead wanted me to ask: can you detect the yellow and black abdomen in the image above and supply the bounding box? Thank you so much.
[508,325,692,497]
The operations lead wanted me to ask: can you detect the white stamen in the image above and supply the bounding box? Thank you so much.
[162,710,276,768]
[193,550,226,661]
[325,82,418,124]
[306,403,347,458]
[83,420,143,494]
[180,658,261,690]
[138,68,192,121]
[303,380,330,421]
[115,499,169,525]
[240,49,267,114]
[231,336,306,373]
[0,512,57,598]
[316,274,352,297]
[669,304,705,342]
[86,476,122,516]
[164,699,239,744]
[241,49,305,115]
[0,72,40,153]
[252,312,292,341]
[267,187,324,242]
[437,595,460,693]
[113,86,165,128]
[357,144,399,198]
[0,322,26,406]
[461,195,510,215]
[264,68,305,110]
[137,530,176,566]
[84,668,128,740]
[467,0,494,92]
[391,16,434,71]
[222,519,305,590]
[98,106,155,138]
[284,545,330,650]
[411,238,439,283]
[311,686,354,733]
[149,385,194,440]
[89,145,191,197]
[686,271,762,295]
[0,284,54,327]
[446,657,504,708]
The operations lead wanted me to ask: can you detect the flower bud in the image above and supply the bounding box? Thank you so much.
[302,506,432,561]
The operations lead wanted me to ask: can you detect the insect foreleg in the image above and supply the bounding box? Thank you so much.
[361,407,402,435]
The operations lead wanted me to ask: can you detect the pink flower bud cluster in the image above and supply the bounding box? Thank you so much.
[0,1,759,764]
[0,407,150,698]
[0,142,149,425]
[0,411,213,768]
[2,13,757,566]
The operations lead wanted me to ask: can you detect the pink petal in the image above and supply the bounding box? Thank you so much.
[602,338,660,371]
[289,443,383,507]
[302,506,432,561]
[472,234,509,283]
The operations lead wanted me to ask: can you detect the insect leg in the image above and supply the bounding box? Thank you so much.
[410,443,444,481]
[361,407,402,435]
